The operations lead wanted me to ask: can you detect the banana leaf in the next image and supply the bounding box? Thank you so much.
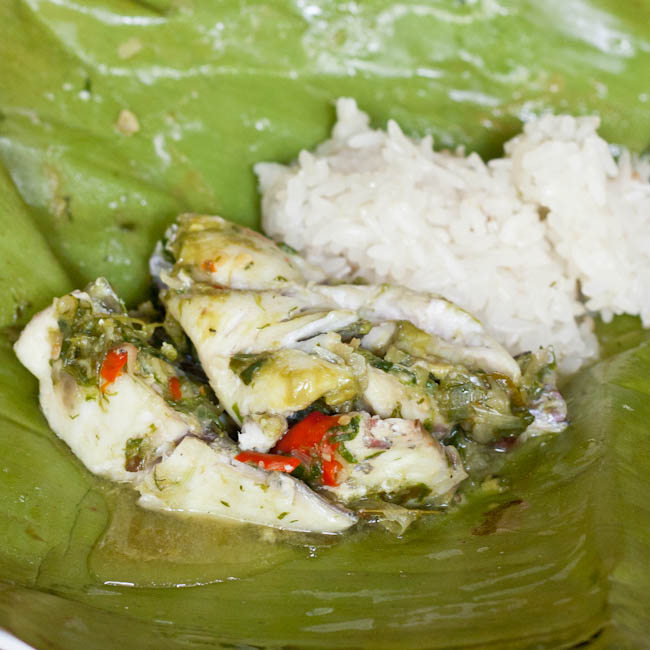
[1,1,650,648]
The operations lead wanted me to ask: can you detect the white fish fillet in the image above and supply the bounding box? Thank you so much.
[15,292,356,533]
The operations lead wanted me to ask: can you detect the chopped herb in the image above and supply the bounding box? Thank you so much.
[330,415,360,443]
[230,354,268,385]
[335,320,372,342]
[425,372,439,394]
[370,357,393,373]
[444,426,467,458]
[394,367,417,385]
[275,275,288,282]
[277,512,289,520]
[239,358,266,385]
[364,450,385,460]
[220,500,230,508]
[290,464,307,480]
[160,341,178,361]
[124,437,145,472]
[338,443,357,464]
[308,459,323,481]
[232,402,242,420]
[244,261,254,270]
[358,348,416,384]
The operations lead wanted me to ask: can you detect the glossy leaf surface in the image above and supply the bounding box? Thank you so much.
[1,1,650,647]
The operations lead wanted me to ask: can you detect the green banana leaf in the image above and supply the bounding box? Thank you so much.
[2,1,650,648]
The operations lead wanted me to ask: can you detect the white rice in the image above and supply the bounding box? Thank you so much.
[255,98,650,373]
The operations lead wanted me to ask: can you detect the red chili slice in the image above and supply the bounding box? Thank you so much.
[100,347,129,392]
[273,412,347,486]
[321,455,343,487]
[235,451,301,473]
[273,412,341,454]
[168,376,182,401]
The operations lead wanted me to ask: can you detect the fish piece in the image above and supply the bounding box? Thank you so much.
[362,366,432,421]
[274,411,467,504]
[239,413,288,452]
[517,348,569,438]
[292,329,451,434]
[139,436,355,533]
[296,284,522,381]
[164,288,360,423]
[15,279,356,533]
[164,287,358,357]
[330,414,467,504]
[14,287,199,482]
[151,213,324,292]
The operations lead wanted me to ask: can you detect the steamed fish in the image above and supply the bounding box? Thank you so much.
[151,213,325,291]
[14,278,354,533]
[14,212,568,534]
[154,214,566,449]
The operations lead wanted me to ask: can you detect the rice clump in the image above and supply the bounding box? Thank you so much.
[256,99,650,374]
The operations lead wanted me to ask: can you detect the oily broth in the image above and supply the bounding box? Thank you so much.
[87,482,347,588]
